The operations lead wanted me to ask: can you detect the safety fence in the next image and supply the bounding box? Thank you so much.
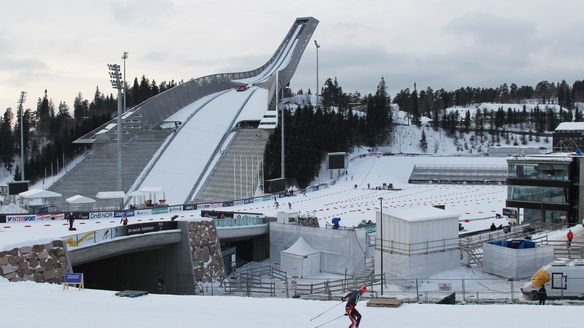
[213,265,584,304]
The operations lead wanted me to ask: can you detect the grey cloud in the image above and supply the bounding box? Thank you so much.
[0,57,47,72]
[108,0,175,25]
[290,40,568,97]
[443,12,539,50]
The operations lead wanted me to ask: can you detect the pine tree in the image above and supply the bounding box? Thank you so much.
[419,130,428,152]
[412,85,421,127]
[0,108,15,170]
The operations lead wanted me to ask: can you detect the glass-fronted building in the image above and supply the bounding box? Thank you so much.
[506,154,583,226]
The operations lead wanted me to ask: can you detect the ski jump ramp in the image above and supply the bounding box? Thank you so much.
[66,17,318,207]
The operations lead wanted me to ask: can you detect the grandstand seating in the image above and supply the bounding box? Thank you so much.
[194,128,270,203]
[47,129,171,211]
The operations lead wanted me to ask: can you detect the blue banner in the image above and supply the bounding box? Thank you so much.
[63,273,83,283]
[114,210,135,218]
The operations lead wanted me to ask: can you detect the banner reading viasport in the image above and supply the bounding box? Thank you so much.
[6,214,37,222]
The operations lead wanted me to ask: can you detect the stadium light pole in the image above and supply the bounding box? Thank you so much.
[108,63,123,191]
[277,70,285,180]
[378,196,384,295]
[18,91,27,181]
[122,52,128,113]
[314,40,320,108]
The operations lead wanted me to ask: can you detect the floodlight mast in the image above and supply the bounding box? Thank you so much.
[18,91,27,181]
[314,40,320,108]
[108,63,123,191]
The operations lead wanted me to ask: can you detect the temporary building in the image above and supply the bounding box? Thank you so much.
[280,236,321,278]
[19,189,62,199]
[377,206,460,280]
[482,239,555,279]
[66,195,96,204]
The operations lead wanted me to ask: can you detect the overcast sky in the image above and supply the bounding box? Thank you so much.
[1,0,584,112]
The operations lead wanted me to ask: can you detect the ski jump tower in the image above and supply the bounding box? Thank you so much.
[48,17,319,209]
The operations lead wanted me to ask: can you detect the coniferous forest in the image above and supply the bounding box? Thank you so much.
[2,76,584,189]
[0,76,178,184]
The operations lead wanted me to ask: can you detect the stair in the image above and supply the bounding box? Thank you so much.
[47,129,171,211]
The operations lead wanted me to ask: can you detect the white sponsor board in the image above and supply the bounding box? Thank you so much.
[135,209,153,216]
[89,212,114,220]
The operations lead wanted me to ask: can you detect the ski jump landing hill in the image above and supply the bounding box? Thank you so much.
[48,17,318,211]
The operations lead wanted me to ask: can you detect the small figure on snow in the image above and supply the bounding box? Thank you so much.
[567,229,574,248]
[538,284,547,305]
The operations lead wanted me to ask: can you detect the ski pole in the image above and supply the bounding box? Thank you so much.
[309,301,344,321]
[313,314,346,328]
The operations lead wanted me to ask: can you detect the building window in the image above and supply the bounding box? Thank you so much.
[508,185,568,204]
[523,208,568,223]
[508,163,569,180]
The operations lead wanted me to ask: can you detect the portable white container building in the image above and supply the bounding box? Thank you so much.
[376,206,460,280]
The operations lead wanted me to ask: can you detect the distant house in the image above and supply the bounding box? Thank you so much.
[553,122,584,152]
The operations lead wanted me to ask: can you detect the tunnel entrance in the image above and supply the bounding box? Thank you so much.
[220,235,269,273]
[73,244,190,294]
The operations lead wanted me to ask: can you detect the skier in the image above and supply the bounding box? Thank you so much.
[567,229,574,247]
[341,285,366,328]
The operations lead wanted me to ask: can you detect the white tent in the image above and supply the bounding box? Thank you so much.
[19,189,62,199]
[280,236,320,278]
[66,195,96,204]
[96,191,125,199]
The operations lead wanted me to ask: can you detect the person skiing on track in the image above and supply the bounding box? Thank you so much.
[341,284,366,328]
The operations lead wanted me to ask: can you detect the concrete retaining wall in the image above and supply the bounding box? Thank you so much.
[0,241,70,283]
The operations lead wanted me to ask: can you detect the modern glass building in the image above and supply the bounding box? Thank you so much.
[506,154,583,226]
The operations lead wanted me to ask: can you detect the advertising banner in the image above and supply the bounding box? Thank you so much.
[234,213,263,220]
[152,207,169,215]
[6,215,37,223]
[124,221,177,236]
[222,201,234,207]
[114,210,135,218]
[63,231,96,248]
[183,204,197,211]
[89,211,114,220]
[243,198,254,204]
[210,203,223,208]
[36,213,65,221]
[169,205,183,212]
[197,203,212,209]
[233,200,244,206]
[135,209,153,216]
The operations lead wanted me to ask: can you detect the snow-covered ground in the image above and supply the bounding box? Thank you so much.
[223,155,509,230]
[2,276,582,328]
[1,155,509,249]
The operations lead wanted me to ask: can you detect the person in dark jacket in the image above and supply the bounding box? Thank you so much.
[341,285,366,328]
[538,284,547,305]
